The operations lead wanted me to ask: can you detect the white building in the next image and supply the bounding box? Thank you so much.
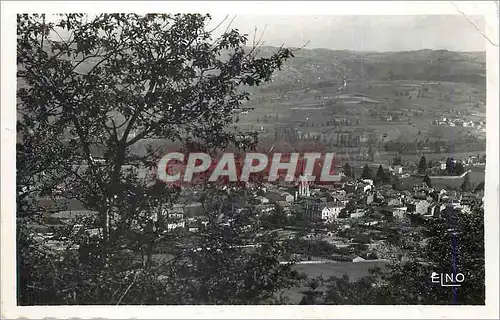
[352,256,366,263]
[362,184,372,193]
[415,200,431,215]
[393,206,408,219]
[167,221,185,231]
[350,209,366,219]
[388,198,403,207]
[255,196,269,204]
[438,161,447,170]
[393,165,403,175]
[361,179,374,185]
[316,202,345,221]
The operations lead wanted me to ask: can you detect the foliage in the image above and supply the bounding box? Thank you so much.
[460,174,472,192]
[260,205,288,230]
[474,181,485,192]
[391,174,402,191]
[316,202,485,305]
[361,164,374,180]
[445,157,466,176]
[392,155,402,166]
[17,13,296,305]
[375,165,390,185]
[423,175,432,188]
[343,162,353,179]
[418,155,427,174]
[283,238,342,259]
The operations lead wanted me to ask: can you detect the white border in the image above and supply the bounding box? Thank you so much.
[2,1,498,319]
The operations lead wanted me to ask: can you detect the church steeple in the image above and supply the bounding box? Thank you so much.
[298,158,310,197]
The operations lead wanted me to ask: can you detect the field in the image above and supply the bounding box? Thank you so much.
[231,48,487,164]
[80,48,488,168]
[280,260,388,303]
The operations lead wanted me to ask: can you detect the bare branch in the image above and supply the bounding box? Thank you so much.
[207,14,230,34]
[116,271,140,305]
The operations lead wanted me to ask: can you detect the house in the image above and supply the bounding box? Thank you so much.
[446,195,461,207]
[393,165,403,175]
[167,221,185,231]
[315,202,346,221]
[344,183,356,193]
[407,200,431,215]
[266,191,294,203]
[436,189,447,201]
[366,193,375,205]
[330,254,365,263]
[255,204,274,214]
[361,179,374,185]
[439,203,450,214]
[350,209,366,219]
[416,200,431,215]
[437,161,447,170]
[358,183,372,193]
[276,201,291,212]
[460,193,476,206]
[163,204,185,220]
[374,192,385,203]
[392,206,408,219]
[255,196,270,204]
[352,256,366,262]
[331,194,349,206]
[361,220,380,226]
[185,218,201,233]
[184,202,204,217]
[413,184,427,193]
[387,198,403,207]
[459,205,472,214]
[427,204,441,217]
[331,190,347,196]
[309,202,345,221]
[50,210,97,225]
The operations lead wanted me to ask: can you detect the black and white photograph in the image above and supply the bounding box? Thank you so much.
[1,1,499,319]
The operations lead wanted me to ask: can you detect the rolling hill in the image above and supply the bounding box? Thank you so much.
[253,47,486,91]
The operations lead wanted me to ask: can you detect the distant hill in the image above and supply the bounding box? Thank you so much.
[253,47,486,90]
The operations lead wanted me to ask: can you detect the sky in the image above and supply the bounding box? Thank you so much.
[209,15,487,52]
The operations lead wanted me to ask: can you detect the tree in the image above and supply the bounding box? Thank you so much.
[17,13,296,305]
[367,143,375,161]
[391,174,402,190]
[361,164,374,180]
[392,155,402,166]
[375,165,386,185]
[427,160,433,169]
[461,174,472,192]
[343,162,353,178]
[455,162,466,176]
[446,157,454,175]
[423,175,432,188]
[319,202,485,305]
[321,274,378,304]
[474,181,485,192]
[260,205,288,230]
[418,155,427,174]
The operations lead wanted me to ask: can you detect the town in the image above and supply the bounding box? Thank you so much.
[14,12,488,308]
[32,151,485,302]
